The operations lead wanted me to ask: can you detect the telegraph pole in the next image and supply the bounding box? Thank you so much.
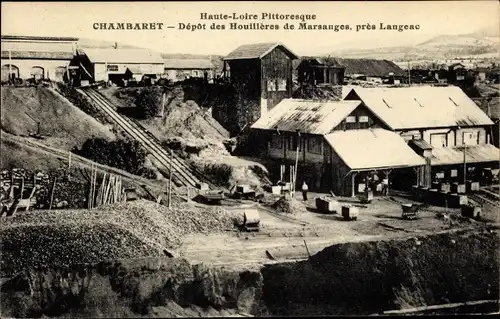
[408,60,411,86]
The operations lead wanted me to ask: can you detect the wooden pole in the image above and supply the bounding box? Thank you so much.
[168,150,173,208]
[303,240,311,258]
[293,137,300,198]
[96,173,107,207]
[49,177,57,211]
[88,167,93,209]
[92,165,97,208]
[463,144,467,186]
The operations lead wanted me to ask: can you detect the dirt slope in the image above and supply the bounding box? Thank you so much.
[1,87,115,150]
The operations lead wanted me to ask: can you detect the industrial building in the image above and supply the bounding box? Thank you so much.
[251,86,499,196]
[70,48,164,85]
[1,35,78,82]
[163,58,215,82]
[219,42,298,135]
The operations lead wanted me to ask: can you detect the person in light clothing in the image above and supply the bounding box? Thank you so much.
[302,181,309,201]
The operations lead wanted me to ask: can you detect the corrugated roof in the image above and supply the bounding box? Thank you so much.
[324,129,426,171]
[332,58,405,77]
[1,40,75,54]
[347,86,494,130]
[430,144,500,166]
[224,42,298,60]
[1,35,79,41]
[82,48,164,64]
[0,50,73,60]
[163,59,214,69]
[251,99,362,134]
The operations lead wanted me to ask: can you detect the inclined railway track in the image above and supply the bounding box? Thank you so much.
[89,89,212,187]
[78,87,208,189]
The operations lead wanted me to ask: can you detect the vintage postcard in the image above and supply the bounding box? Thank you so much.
[1,0,499,317]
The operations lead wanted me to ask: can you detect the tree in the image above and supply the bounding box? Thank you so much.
[134,87,164,119]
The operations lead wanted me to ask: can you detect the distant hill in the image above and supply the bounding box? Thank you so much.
[328,26,499,61]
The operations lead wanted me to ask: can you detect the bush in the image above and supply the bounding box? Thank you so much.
[134,87,164,119]
[202,163,233,187]
[56,82,111,125]
[76,138,148,176]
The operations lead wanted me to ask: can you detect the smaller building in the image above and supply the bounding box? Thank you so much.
[296,57,345,86]
[163,59,215,82]
[71,48,164,85]
[329,58,406,83]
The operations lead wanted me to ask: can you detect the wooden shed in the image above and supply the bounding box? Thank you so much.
[222,42,298,134]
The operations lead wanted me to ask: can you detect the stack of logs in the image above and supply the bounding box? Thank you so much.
[88,165,126,209]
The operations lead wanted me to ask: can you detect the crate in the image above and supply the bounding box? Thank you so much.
[315,197,339,214]
[401,203,419,220]
[466,181,480,192]
[341,205,359,221]
[447,193,468,208]
[270,185,282,195]
[359,190,373,203]
[236,185,251,194]
[461,204,481,219]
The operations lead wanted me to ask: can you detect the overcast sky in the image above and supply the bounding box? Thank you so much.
[2,1,498,56]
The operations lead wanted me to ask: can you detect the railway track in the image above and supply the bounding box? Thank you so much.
[78,87,208,189]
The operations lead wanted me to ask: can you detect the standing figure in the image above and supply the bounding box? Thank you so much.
[302,181,309,201]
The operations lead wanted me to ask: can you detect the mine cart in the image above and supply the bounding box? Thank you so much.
[315,196,339,214]
[401,203,421,220]
[359,189,374,204]
[232,184,256,200]
[461,204,482,219]
[199,190,225,205]
[341,205,359,221]
[240,209,260,232]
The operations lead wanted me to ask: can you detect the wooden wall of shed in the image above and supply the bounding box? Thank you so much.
[330,148,351,197]
[261,47,293,111]
[226,59,262,133]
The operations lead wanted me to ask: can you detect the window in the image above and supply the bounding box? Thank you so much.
[345,116,356,123]
[288,136,301,151]
[430,133,447,147]
[450,169,458,178]
[307,137,322,154]
[106,64,119,72]
[192,70,199,77]
[267,80,276,92]
[270,135,283,149]
[463,132,478,146]
[358,116,369,123]
[277,79,286,91]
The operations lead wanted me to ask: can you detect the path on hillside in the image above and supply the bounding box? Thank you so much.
[78,88,212,189]
[2,132,188,199]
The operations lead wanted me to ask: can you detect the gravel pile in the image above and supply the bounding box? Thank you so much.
[0,200,235,276]
[271,196,303,215]
[0,222,160,277]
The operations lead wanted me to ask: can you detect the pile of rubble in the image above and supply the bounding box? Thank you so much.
[271,196,303,215]
[0,222,160,277]
[0,199,235,276]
